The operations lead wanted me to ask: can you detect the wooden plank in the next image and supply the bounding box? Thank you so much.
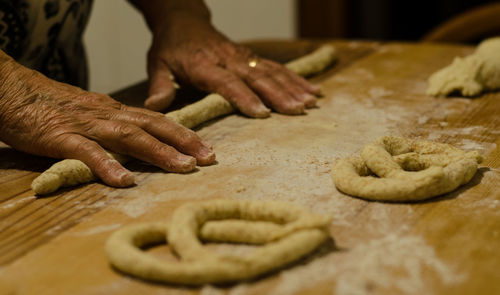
[0,41,498,295]
[0,40,379,267]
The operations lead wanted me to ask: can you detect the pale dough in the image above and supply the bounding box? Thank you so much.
[427,37,500,97]
[331,136,482,201]
[105,199,331,285]
[31,153,129,195]
[31,44,337,195]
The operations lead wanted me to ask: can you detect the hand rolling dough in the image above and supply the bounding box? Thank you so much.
[31,44,337,195]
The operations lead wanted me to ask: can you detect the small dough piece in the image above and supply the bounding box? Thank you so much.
[427,37,500,97]
[105,200,331,285]
[331,136,482,202]
[31,44,338,195]
[285,44,337,77]
[31,153,128,195]
[165,93,233,129]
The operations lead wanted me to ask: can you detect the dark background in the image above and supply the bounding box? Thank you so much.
[297,0,499,43]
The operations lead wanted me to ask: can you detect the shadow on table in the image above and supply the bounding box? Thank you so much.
[0,146,56,173]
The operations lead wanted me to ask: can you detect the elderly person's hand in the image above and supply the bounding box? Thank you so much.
[0,52,215,187]
[135,0,321,116]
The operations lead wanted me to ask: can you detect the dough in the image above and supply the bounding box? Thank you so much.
[285,44,337,77]
[331,136,482,201]
[31,153,128,195]
[427,37,500,97]
[105,200,331,285]
[32,44,337,195]
[165,93,234,129]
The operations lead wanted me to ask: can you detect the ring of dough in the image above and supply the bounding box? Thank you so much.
[106,200,331,285]
[331,136,482,201]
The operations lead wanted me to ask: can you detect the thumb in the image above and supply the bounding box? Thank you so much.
[145,60,178,111]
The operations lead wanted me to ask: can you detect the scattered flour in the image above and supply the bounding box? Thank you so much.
[417,116,430,125]
[71,224,121,236]
[457,139,491,151]
[0,195,35,210]
[112,193,157,218]
[270,234,465,295]
[368,87,394,99]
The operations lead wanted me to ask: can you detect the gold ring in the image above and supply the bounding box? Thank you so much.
[248,58,259,68]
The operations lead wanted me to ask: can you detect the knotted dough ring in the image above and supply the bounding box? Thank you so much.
[105,200,331,285]
[331,136,482,201]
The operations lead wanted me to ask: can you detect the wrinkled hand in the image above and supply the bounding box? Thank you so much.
[0,56,215,187]
[144,14,321,116]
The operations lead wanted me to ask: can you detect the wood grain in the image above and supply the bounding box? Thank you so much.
[0,40,498,295]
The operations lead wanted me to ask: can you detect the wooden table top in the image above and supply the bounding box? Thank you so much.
[0,40,499,295]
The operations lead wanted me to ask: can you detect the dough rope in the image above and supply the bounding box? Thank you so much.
[105,200,331,285]
[32,44,337,195]
[427,37,500,97]
[331,136,482,202]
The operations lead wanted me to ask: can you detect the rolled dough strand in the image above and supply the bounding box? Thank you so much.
[285,44,337,77]
[31,152,128,195]
[31,44,337,195]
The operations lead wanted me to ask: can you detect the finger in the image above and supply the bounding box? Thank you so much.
[110,109,216,166]
[231,61,305,115]
[146,58,177,111]
[55,134,135,187]
[88,121,197,173]
[264,62,318,108]
[189,64,271,118]
[283,65,323,96]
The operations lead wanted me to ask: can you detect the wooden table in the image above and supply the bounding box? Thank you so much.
[0,40,499,295]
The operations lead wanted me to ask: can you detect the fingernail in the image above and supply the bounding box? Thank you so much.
[290,102,305,115]
[201,140,213,150]
[303,93,317,107]
[114,168,135,186]
[177,155,196,168]
[255,105,271,118]
[200,146,215,158]
[311,84,323,95]
[119,171,135,186]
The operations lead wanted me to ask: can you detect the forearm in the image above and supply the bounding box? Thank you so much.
[128,0,211,33]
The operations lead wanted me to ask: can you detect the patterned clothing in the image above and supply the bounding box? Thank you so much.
[0,0,93,89]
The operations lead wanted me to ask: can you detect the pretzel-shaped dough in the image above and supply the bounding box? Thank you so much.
[331,136,482,202]
[105,200,331,285]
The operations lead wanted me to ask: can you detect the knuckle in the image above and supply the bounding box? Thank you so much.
[75,140,99,154]
[177,130,199,147]
[135,114,154,129]
[150,143,170,158]
[113,124,139,139]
